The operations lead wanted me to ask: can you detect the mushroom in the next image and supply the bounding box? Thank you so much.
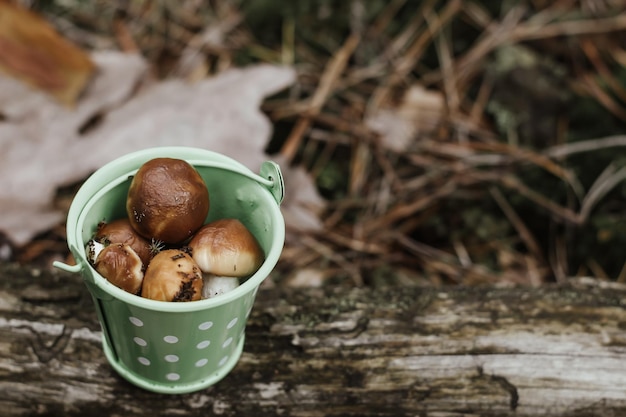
[90,242,144,295]
[141,249,203,302]
[188,218,264,277]
[126,158,209,244]
[94,218,154,268]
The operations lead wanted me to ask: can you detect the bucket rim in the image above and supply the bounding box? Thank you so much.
[65,146,285,312]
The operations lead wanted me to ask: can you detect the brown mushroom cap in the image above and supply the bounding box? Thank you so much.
[94,243,144,295]
[188,218,264,277]
[126,158,209,244]
[141,249,203,302]
[94,218,153,268]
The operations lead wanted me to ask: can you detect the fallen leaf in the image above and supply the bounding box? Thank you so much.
[0,0,94,106]
[283,267,330,288]
[0,51,146,245]
[366,84,444,152]
[66,64,296,172]
[0,55,320,248]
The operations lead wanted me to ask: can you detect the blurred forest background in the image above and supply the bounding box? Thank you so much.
[4,0,626,289]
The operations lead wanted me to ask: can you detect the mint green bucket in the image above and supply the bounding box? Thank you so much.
[54,147,285,394]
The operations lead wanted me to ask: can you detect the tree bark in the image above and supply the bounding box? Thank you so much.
[2,262,626,416]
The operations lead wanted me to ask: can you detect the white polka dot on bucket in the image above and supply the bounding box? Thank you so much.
[195,358,208,367]
[196,340,211,349]
[129,316,144,327]
[227,317,238,329]
[198,321,213,330]
[133,337,147,346]
[166,373,180,381]
[222,337,233,348]
[163,335,179,344]
[218,356,229,367]
[138,357,150,365]
[164,354,179,363]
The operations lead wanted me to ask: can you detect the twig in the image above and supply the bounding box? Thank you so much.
[451,237,472,267]
[512,13,626,41]
[455,4,526,87]
[367,0,408,38]
[498,175,581,224]
[300,235,363,286]
[349,136,370,197]
[367,0,461,113]
[581,38,626,104]
[544,135,626,158]
[282,17,295,66]
[466,141,585,199]
[489,187,545,263]
[580,164,626,222]
[578,73,626,120]
[280,32,361,162]
[427,8,460,116]
[616,261,626,283]
[587,258,610,280]
[469,72,494,130]
[549,232,569,283]
[393,0,461,81]
[113,14,139,53]
[323,231,386,255]
[364,178,458,234]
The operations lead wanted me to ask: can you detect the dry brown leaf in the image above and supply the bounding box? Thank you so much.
[366,84,445,152]
[0,51,147,245]
[0,0,94,106]
[0,56,320,247]
[283,267,331,288]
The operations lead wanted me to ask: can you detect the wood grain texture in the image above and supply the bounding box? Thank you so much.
[2,262,626,416]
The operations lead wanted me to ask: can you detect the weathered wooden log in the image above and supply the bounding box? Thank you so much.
[2,262,626,416]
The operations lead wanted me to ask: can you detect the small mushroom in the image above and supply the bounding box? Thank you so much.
[126,158,210,244]
[188,218,264,277]
[141,249,203,302]
[91,242,144,295]
[94,218,153,268]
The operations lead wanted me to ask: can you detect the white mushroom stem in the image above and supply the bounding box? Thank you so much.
[86,239,105,265]
[202,275,239,299]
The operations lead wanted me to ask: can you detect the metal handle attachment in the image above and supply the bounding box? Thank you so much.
[259,161,285,205]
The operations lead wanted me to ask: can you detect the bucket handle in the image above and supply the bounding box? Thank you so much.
[187,159,284,205]
[54,242,85,273]
[54,261,82,273]
[211,160,284,205]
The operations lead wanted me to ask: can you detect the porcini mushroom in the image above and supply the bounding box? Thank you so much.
[141,249,203,302]
[91,242,144,295]
[188,218,264,277]
[126,158,209,244]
